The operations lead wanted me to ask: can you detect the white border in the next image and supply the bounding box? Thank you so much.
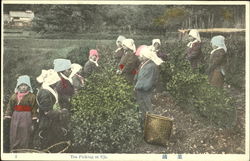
[1,0,250,5]
[1,1,249,161]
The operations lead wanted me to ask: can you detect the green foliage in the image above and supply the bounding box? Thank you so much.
[224,38,245,89]
[70,65,141,153]
[154,6,189,27]
[200,36,245,90]
[32,5,87,33]
[66,46,93,67]
[160,40,237,128]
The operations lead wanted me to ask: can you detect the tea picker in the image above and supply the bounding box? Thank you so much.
[208,35,227,88]
[185,29,203,69]
[149,39,168,61]
[84,49,99,78]
[134,45,164,129]
[114,35,126,64]
[53,58,74,110]
[4,75,38,151]
[117,39,140,84]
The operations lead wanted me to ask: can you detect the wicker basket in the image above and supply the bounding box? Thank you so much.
[144,113,173,146]
[10,141,71,153]
[10,149,45,153]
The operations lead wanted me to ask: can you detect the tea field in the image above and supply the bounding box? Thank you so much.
[2,33,246,154]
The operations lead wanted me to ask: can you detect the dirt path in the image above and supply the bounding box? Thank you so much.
[135,87,245,154]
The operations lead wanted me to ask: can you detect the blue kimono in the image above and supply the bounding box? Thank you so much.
[134,60,159,128]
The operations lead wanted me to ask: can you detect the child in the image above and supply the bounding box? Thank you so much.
[4,75,38,151]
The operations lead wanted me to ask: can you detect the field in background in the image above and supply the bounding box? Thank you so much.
[3,32,162,107]
[2,30,246,153]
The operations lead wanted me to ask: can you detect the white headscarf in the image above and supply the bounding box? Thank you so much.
[140,46,164,66]
[187,29,201,48]
[152,39,161,46]
[151,39,161,52]
[53,59,72,72]
[37,69,61,103]
[210,35,227,54]
[15,75,33,93]
[69,63,83,84]
[116,35,126,47]
[122,39,136,53]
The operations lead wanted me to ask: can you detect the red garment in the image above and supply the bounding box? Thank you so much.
[89,49,99,61]
[132,69,138,75]
[119,64,125,70]
[14,105,32,111]
[16,91,29,103]
[60,77,68,88]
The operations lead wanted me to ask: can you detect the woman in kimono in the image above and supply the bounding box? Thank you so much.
[185,29,203,69]
[134,46,164,129]
[83,49,99,78]
[53,58,74,110]
[69,63,84,93]
[4,75,38,151]
[207,35,227,88]
[36,69,68,149]
[117,39,140,83]
[114,35,126,64]
[149,39,168,61]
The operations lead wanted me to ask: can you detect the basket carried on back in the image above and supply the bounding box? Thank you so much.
[144,113,173,146]
[10,141,71,153]
[10,149,45,153]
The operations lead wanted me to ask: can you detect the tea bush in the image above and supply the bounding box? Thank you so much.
[201,37,245,90]
[225,39,245,89]
[66,46,92,67]
[70,64,141,153]
[160,40,237,128]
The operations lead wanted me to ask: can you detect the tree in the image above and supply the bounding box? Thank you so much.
[154,6,190,31]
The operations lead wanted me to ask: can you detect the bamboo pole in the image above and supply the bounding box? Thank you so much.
[178,28,245,33]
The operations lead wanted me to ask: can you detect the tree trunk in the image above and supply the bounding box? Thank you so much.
[195,15,198,28]
[211,14,214,28]
[189,17,191,28]
[208,14,210,28]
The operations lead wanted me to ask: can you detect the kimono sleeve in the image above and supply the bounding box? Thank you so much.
[135,64,156,91]
[4,94,16,117]
[30,94,39,119]
[84,61,92,77]
[36,89,55,111]
[122,55,139,74]
[187,42,202,60]
[208,50,225,74]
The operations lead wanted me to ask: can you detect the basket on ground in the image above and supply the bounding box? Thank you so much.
[144,113,173,146]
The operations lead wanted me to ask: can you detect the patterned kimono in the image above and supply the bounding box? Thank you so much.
[5,93,38,150]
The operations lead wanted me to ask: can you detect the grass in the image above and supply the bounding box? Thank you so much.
[3,36,152,100]
[3,38,113,101]
[3,32,245,105]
